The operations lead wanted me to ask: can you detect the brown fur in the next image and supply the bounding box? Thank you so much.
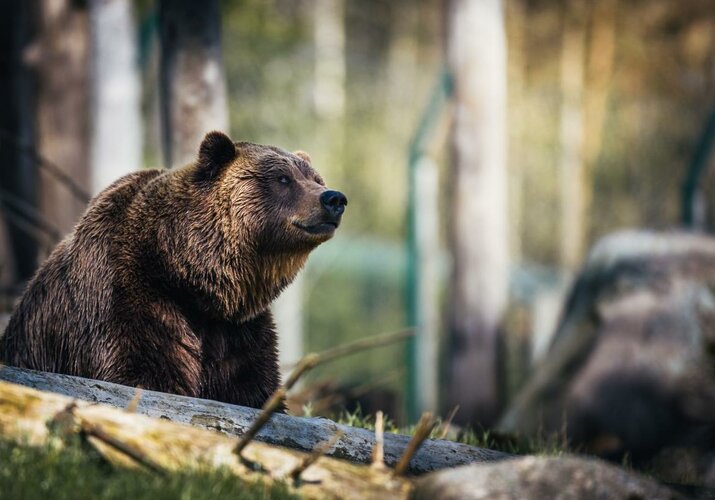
[0,132,345,408]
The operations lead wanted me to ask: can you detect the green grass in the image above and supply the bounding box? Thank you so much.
[0,438,297,500]
[333,406,572,457]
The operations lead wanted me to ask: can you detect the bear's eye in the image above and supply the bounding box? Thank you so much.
[278,175,292,185]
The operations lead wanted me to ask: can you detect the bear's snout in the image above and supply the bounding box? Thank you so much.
[320,190,348,218]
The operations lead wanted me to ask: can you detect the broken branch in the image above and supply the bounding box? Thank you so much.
[394,412,437,477]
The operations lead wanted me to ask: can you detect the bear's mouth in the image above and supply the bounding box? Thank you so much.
[292,221,338,236]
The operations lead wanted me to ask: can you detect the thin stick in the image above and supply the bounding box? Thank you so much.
[126,387,143,413]
[81,419,166,475]
[233,387,287,456]
[234,329,413,457]
[371,411,386,470]
[393,412,437,477]
[283,329,413,379]
[49,401,165,475]
[289,429,344,483]
[438,405,460,440]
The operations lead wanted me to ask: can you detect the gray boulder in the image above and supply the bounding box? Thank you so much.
[411,455,680,500]
[499,231,715,464]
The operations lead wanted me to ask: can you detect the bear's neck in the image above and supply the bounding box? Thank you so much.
[230,249,310,321]
[126,176,311,324]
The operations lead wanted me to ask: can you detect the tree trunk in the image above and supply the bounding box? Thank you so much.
[311,0,346,177]
[0,365,508,474]
[157,0,228,169]
[581,0,617,238]
[558,0,587,271]
[89,0,142,194]
[444,0,509,427]
[506,0,527,264]
[0,378,412,499]
[33,0,91,241]
[313,0,345,121]
[0,0,37,287]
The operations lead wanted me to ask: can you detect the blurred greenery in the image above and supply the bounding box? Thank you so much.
[211,0,715,422]
[217,0,442,420]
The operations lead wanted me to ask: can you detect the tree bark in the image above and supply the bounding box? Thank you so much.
[313,0,345,121]
[89,0,143,194]
[444,0,509,426]
[580,0,617,241]
[558,0,587,271]
[0,377,412,499]
[0,365,508,474]
[33,0,91,240]
[157,0,228,168]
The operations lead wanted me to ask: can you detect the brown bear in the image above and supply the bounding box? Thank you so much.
[0,131,347,408]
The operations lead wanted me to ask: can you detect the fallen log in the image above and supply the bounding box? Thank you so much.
[0,365,508,473]
[0,378,410,499]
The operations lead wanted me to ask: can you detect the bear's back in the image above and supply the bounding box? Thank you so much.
[0,169,165,373]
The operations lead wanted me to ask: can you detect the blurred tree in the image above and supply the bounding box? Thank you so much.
[313,0,345,121]
[558,0,587,271]
[0,0,37,289]
[506,0,527,263]
[89,0,142,194]
[582,0,616,228]
[31,0,91,242]
[444,0,509,426]
[158,0,228,168]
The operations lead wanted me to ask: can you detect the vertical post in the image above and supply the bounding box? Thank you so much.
[682,106,715,229]
[405,71,451,422]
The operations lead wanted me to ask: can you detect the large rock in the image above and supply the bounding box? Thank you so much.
[499,231,715,465]
[412,455,680,500]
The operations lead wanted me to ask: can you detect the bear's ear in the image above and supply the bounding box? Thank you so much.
[196,131,237,183]
[293,150,312,164]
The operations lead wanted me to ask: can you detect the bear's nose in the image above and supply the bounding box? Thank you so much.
[320,190,348,217]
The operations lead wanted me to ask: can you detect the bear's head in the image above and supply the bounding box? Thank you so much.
[155,131,347,321]
[196,131,347,251]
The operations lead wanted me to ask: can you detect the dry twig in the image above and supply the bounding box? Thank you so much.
[371,411,386,470]
[49,399,165,474]
[81,419,166,475]
[393,412,437,477]
[126,387,143,413]
[438,405,460,440]
[289,430,344,484]
[234,329,413,457]
[233,386,288,456]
